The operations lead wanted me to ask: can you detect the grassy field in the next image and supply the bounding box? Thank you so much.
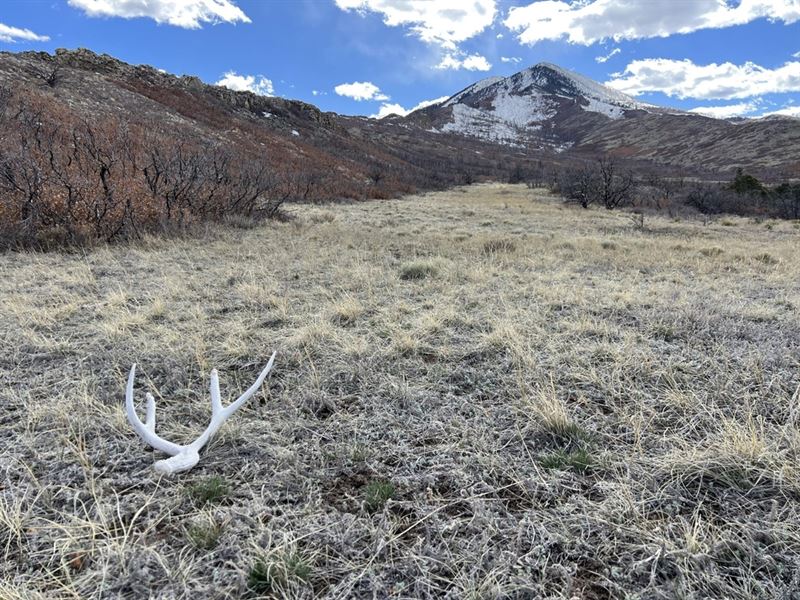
[1,183,799,599]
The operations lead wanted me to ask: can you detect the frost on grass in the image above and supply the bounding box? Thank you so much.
[1,184,799,598]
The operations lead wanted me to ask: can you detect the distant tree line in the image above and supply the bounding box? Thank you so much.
[683,168,800,220]
[512,157,800,221]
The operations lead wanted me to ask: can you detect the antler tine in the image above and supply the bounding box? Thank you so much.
[126,364,182,455]
[221,351,277,417]
[144,393,156,431]
[188,352,277,450]
[210,369,223,417]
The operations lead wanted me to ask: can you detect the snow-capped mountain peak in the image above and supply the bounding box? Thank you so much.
[416,61,668,149]
[516,62,655,112]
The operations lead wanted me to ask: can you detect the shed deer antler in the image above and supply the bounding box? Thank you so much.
[125,352,276,474]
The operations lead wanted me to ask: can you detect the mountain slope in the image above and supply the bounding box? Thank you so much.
[1,48,798,195]
[407,62,800,175]
[0,48,553,205]
[0,48,441,200]
[407,63,668,149]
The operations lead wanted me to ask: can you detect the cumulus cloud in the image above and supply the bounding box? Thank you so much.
[334,81,389,101]
[0,22,49,43]
[68,0,250,29]
[595,47,620,63]
[760,104,800,117]
[437,53,492,71]
[371,102,408,118]
[501,56,522,64]
[606,58,800,100]
[216,71,274,96]
[371,95,450,118]
[688,102,760,118]
[505,0,800,46]
[334,0,496,49]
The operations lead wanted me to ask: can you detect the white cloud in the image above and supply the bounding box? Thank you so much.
[606,58,800,100]
[462,54,493,71]
[688,102,759,118]
[501,56,522,64]
[436,54,462,70]
[334,0,496,49]
[793,50,800,58]
[371,95,450,118]
[216,71,274,96]
[371,102,407,118]
[760,104,800,117]
[505,0,800,46]
[68,0,250,29]
[595,47,620,63]
[437,52,492,71]
[334,81,389,101]
[413,96,450,110]
[0,22,49,43]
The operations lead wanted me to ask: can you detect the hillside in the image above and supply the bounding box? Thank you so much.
[0,48,554,201]
[2,48,799,191]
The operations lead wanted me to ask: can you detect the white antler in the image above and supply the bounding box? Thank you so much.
[125,352,276,474]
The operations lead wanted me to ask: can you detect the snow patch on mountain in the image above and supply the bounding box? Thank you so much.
[582,97,626,119]
[490,92,554,126]
[441,104,527,146]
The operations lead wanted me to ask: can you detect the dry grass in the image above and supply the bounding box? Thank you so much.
[1,183,799,599]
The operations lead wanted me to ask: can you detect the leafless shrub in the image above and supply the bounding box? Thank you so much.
[629,211,645,231]
[33,64,64,88]
[596,157,635,209]
[508,164,525,184]
[554,158,635,210]
[555,163,599,209]
[0,89,296,248]
[771,182,800,220]
[645,173,685,210]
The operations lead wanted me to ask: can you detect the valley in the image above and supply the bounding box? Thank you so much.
[2,184,799,598]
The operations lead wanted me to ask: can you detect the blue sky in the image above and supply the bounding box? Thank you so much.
[2,0,799,119]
